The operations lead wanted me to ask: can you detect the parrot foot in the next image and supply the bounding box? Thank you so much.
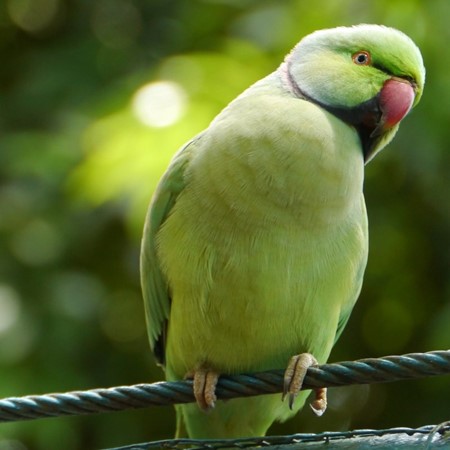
[309,386,327,416]
[282,353,327,415]
[189,368,219,411]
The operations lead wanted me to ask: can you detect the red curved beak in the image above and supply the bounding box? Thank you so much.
[371,77,415,137]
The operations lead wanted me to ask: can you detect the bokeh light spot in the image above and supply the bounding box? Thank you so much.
[50,272,106,321]
[7,0,60,34]
[90,0,141,49]
[10,219,63,266]
[132,81,187,128]
[0,287,36,365]
[0,285,21,336]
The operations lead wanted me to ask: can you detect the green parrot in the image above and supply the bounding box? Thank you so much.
[140,24,425,438]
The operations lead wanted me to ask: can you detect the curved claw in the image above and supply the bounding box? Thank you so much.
[310,386,327,416]
[191,369,219,411]
[282,352,327,415]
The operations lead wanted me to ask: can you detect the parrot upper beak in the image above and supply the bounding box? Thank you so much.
[370,77,416,138]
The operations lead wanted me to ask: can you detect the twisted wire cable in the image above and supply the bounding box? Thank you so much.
[0,350,449,423]
[106,423,450,449]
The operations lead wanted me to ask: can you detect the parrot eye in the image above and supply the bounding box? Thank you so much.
[352,51,371,66]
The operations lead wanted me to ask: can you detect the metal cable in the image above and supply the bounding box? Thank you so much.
[0,350,449,423]
[105,423,450,449]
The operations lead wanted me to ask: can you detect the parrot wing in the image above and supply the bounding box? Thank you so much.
[140,136,199,366]
[333,309,353,345]
[333,246,367,346]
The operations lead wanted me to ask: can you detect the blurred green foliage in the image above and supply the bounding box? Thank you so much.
[0,0,449,448]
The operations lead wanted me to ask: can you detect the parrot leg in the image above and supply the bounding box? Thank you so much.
[190,368,219,410]
[282,353,327,416]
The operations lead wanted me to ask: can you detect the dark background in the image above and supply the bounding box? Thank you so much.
[0,0,449,448]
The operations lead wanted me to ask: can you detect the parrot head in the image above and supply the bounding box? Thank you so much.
[283,24,425,162]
